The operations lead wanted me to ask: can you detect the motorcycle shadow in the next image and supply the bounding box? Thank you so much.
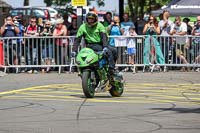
[70,94,113,99]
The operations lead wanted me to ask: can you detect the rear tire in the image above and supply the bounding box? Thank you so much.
[82,71,96,98]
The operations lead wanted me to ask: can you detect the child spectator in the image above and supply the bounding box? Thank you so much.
[127,26,137,65]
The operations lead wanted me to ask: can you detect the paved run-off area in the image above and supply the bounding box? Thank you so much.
[0,72,199,133]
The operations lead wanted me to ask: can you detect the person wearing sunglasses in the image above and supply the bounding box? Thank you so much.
[24,16,42,74]
[143,15,165,70]
[170,16,189,72]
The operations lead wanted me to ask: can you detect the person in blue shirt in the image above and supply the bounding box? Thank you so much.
[107,15,123,47]
[120,13,135,35]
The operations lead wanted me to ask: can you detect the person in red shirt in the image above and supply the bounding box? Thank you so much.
[53,18,68,72]
[24,16,41,73]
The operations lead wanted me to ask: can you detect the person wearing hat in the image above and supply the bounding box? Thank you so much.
[53,18,68,69]
[53,18,67,36]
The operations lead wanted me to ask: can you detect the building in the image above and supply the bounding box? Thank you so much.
[0,0,11,26]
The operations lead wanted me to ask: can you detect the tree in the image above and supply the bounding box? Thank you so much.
[44,0,53,7]
[23,0,29,6]
[126,0,171,20]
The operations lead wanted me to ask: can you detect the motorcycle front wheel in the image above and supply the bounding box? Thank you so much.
[109,76,124,97]
[82,70,96,98]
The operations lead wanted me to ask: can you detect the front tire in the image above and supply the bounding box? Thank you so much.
[82,70,96,98]
[109,75,124,97]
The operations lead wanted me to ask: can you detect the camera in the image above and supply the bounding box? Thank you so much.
[6,21,12,26]
[194,24,200,30]
[174,27,178,31]
[14,21,19,27]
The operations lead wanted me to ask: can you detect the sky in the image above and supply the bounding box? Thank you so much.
[2,0,46,7]
[90,0,119,14]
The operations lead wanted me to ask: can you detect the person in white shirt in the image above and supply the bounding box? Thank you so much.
[159,10,173,36]
[159,10,174,64]
[170,16,189,71]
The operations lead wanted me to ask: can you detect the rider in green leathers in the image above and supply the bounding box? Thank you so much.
[72,12,117,76]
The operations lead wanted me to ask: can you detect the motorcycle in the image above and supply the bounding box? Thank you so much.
[75,47,124,98]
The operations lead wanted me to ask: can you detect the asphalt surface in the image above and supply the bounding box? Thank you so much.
[0,71,200,133]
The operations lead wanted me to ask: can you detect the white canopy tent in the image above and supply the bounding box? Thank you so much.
[152,0,200,16]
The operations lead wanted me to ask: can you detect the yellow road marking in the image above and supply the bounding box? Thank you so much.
[0,83,199,105]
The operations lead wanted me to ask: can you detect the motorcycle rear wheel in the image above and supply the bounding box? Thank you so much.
[82,71,96,98]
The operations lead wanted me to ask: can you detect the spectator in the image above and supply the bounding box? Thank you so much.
[107,15,121,66]
[24,16,41,74]
[120,13,135,65]
[183,17,193,63]
[170,16,189,71]
[102,12,112,28]
[158,10,173,64]
[40,20,54,73]
[143,15,165,66]
[135,16,146,35]
[159,10,173,36]
[63,14,71,28]
[127,26,137,65]
[183,17,192,35]
[107,15,123,47]
[0,16,19,71]
[68,18,78,36]
[191,16,200,72]
[159,13,163,21]
[53,18,68,72]
[120,13,135,35]
[13,15,25,72]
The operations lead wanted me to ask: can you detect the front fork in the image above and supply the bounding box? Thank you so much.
[96,67,108,81]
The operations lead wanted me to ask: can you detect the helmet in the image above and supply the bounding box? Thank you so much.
[86,12,98,27]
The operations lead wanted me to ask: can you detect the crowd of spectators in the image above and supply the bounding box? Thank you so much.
[0,14,78,73]
[0,10,200,73]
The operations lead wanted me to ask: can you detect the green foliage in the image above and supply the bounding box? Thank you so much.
[126,0,171,19]
[23,0,29,6]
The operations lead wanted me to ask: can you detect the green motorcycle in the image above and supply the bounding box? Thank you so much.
[75,47,124,98]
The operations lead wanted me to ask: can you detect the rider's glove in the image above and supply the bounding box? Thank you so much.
[71,51,76,57]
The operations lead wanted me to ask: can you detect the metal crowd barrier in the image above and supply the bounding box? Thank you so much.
[0,35,200,73]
